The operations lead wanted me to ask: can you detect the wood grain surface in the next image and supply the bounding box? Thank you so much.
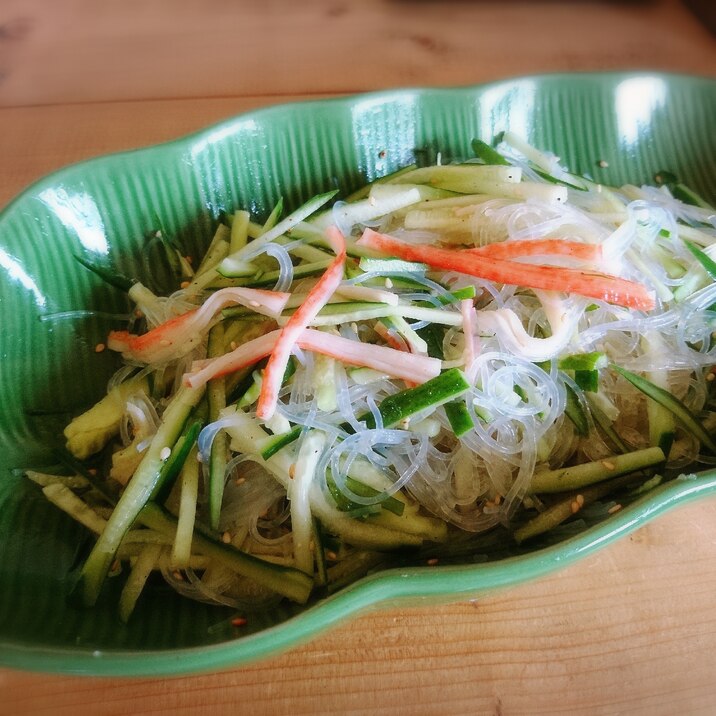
[1,1,716,714]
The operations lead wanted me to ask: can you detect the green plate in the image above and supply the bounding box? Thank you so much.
[1,72,715,676]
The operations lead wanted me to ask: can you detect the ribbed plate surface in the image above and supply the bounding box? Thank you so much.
[1,73,715,675]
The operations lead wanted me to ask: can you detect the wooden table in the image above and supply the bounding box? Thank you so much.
[1,1,716,713]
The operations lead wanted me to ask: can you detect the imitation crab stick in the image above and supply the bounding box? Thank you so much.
[466,239,601,263]
[356,228,655,311]
[108,287,289,364]
[256,226,347,420]
[184,328,441,389]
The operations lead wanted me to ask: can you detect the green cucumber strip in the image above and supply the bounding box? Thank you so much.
[289,300,386,317]
[514,471,647,544]
[171,444,200,569]
[312,518,329,587]
[138,504,313,604]
[277,303,463,328]
[326,551,386,594]
[532,168,588,191]
[574,369,598,393]
[530,446,665,494]
[361,368,471,430]
[471,138,510,166]
[444,400,475,437]
[390,165,520,192]
[236,370,263,409]
[259,426,302,460]
[151,215,184,279]
[416,323,446,360]
[53,448,119,504]
[262,197,284,232]
[684,240,716,280]
[118,542,163,623]
[412,285,476,310]
[218,190,338,274]
[311,186,422,231]
[221,258,332,285]
[613,365,716,452]
[379,315,428,354]
[150,419,202,504]
[656,429,676,458]
[641,335,677,459]
[41,483,107,535]
[558,352,607,371]
[236,359,295,412]
[193,224,230,279]
[362,274,437,291]
[441,285,476,303]
[564,383,589,437]
[216,260,257,279]
[343,164,419,202]
[74,255,135,292]
[358,257,428,274]
[207,323,228,530]
[673,184,713,210]
[226,364,263,405]
[585,396,629,454]
[325,471,405,517]
[77,384,205,607]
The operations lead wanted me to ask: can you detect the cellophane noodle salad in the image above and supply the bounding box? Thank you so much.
[27,133,716,621]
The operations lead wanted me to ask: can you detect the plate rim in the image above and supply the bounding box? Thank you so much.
[1,70,715,676]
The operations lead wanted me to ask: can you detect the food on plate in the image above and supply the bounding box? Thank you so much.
[26,132,716,621]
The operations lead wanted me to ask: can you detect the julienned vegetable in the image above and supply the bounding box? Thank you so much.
[29,134,716,622]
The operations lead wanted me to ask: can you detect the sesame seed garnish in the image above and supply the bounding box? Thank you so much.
[231,617,247,627]
[222,531,232,544]
[185,255,193,265]
[160,446,171,461]
[427,558,439,566]
[494,494,502,506]
[570,500,581,514]
[172,570,184,581]
[230,341,238,351]
[180,281,190,289]
[608,503,623,514]
[94,343,106,353]
[385,278,393,289]
[598,159,609,168]
[350,322,358,334]
[249,300,260,308]
[288,463,296,479]
[601,460,616,470]
[134,309,144,318]
[326,550,338,561]
[159,339,170,347]
[707,372,715,382]
[88,468,98,476]
[235,476,246,485]
[575,494,585,507]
